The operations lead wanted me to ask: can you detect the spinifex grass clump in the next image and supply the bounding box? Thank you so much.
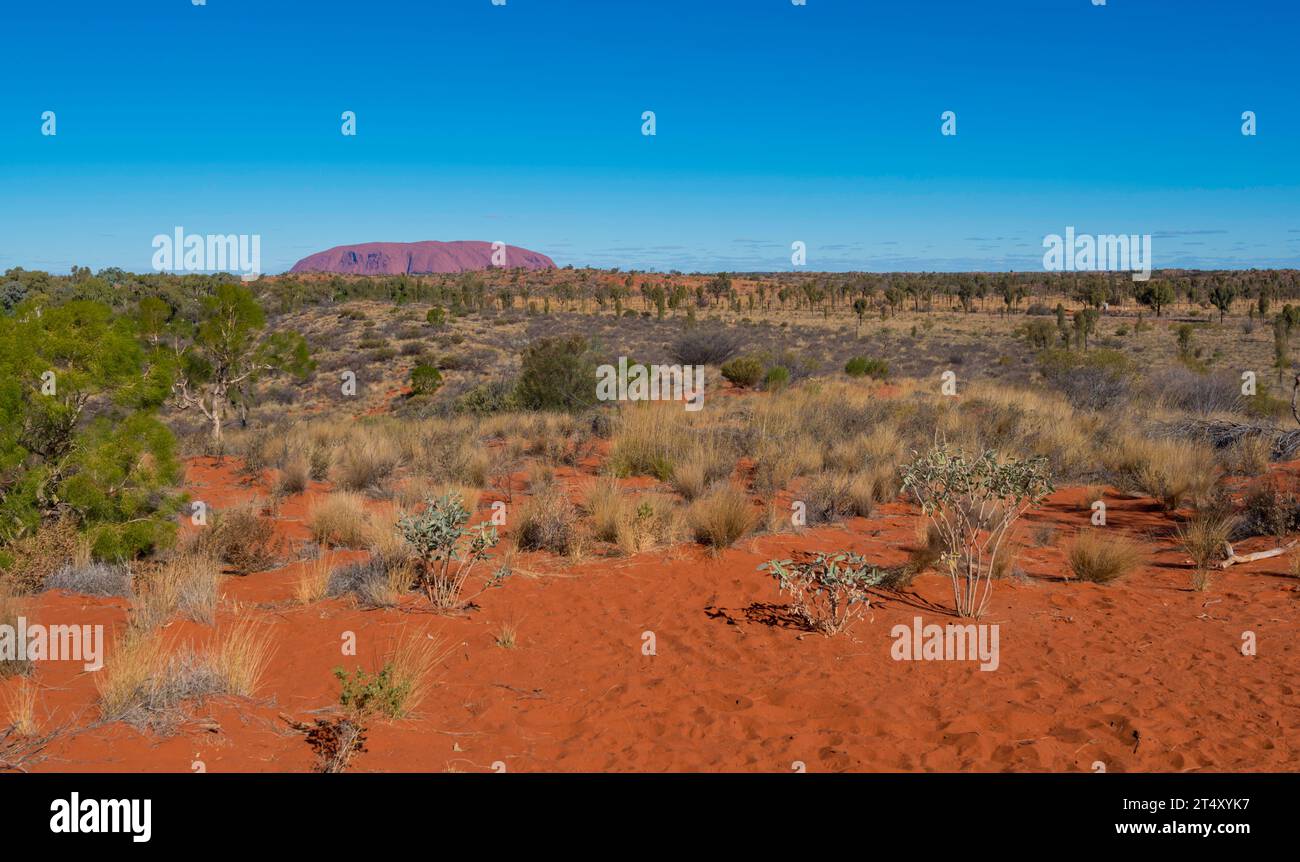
[397,493,509,611]
[1177,509,1236,592]
[901,446,1053,618]
[759,551,886,636]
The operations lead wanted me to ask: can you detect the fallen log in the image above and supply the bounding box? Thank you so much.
[1217,539,1298,569]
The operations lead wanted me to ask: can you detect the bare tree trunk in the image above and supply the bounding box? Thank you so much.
[210,392,224,448]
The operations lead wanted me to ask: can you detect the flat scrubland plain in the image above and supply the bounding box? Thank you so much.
[2,267,1299,772]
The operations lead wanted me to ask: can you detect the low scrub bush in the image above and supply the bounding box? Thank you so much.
[513,486,580,556]
[760,550,885,636]
[513,336,598,412]
[199,502,284,574]
[901,446,1053,618]
[1037,348,1133,410]
[409,363,443,396]
[1235,479,1300,541]
[398,494,509,611]
[668,327,743,366]
[720,356,764,388]
[44,561,133,597]
[844,356,889,379]
[763,365,790,390]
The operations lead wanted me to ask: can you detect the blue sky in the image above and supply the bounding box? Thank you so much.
[2,0,1298,274]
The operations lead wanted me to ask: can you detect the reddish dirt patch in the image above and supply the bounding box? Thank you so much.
[6,459,1299,773]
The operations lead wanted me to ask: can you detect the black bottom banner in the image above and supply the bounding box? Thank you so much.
[0,772,1286,849]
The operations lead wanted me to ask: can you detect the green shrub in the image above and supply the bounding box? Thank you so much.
[455,380,516,415]
[901,446,1053,618]
[398,493,508,610]
[760,551,885,636]
[409,363,443,396]
[513,336,598,412]
[763,365,790,390]
[844,356,889,379]
[426,306,446,326]
[0,300,181,560]
[334,664,411,719]
[1024,319,1056,349]
[1036,347,1133,410]
[720,356,764,388]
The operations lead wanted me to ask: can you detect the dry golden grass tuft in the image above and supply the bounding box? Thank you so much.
[585,476,624,543]
[382,631,452,719]
[493,621,519,650]
[335,426,403,492]
[526,462,556,492]
[580,476,679,554]
[96,632,167,722]
[1080,485,1106,509]
[751,443,796,501]
[0,587,32,678]
[607,404,692,479]
[1177,510,1236,592]
[293,555,333,605]
[905,521,946,581]
[688,484,757,551]
[1220,434,1272,477]
[98,613,275,724]
[309,492,377,548]
[276,452,311,495]
[670,439,733,501]
[801,470,874,523]
[3,678,39,736]
[1109,436,1220,511]
[614,495,681,554]
[513,486,582,556]
[130,550,221,630]
[1067,530,1142,584]
[209,614,276,697]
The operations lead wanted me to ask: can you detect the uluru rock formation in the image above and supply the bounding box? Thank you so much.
[289,240,556,275]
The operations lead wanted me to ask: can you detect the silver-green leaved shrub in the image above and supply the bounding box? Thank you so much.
[759,551,885,636]
[900,446,1053,618]
[397,494,508,611]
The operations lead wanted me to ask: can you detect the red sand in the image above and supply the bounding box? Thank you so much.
[8,458,1299,773]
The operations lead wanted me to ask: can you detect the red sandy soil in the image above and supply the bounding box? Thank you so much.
[8,458,1299,773]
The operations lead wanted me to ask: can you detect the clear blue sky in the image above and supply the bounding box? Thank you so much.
[2,0,1298,274]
